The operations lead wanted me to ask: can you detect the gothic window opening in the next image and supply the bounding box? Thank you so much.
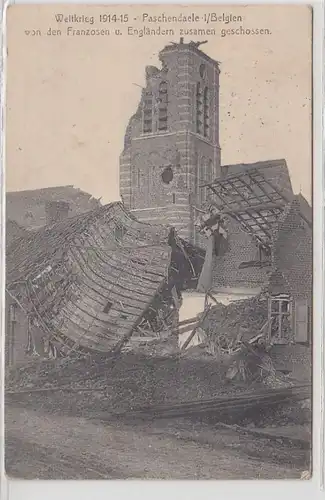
[206,160,214,201]
[196,83,203,135]
[194,153,199,197]
[200,187,207,207]
[203,87,210,138]
[199,158,207,206]
[199,63,206,78]
[207,159,213,182]
[143,90,153,134]
[158,81,168,132]
[132,167,141,188]
[175,151,181,168]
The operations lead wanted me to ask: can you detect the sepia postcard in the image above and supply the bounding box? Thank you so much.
[4,4,312,480]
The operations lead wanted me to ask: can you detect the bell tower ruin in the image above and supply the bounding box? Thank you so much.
[119,39,221,245]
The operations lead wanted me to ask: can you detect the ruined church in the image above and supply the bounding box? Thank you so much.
[119,38,220,246]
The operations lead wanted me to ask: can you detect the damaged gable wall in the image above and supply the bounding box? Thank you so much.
[211,216,270,292]
[270,197,312,382]
[273,198,312,301]
[207,159,296,294]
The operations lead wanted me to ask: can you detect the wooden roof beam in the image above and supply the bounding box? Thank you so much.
[200,169,259,187]
[248,171,291,204]
[222,202,285,216]
[208,185,234,211]
[221,177,256,202]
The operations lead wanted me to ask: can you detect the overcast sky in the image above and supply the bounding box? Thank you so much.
[6,4,312,203]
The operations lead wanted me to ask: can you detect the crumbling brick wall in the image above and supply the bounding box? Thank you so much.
[273,199,312,301]
[212,217,270,290]
[272,199,312,344]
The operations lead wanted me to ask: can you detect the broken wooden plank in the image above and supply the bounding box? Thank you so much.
[178,317,200,327]
[181,305,211,351]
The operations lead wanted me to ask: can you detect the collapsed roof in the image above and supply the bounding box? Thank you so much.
[6,202,203,354]
[202,159,297,251]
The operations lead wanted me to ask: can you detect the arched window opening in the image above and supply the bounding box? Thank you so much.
[132,167,141,188]
[143,90,153,134]
[207,159,213,182]
[172,193,176,204]
[132,167,141,189]
[158,81,168,132]
[199,158,207,206]
[194,153,199,197]
[203,87,210,138]
[196,83,203,135]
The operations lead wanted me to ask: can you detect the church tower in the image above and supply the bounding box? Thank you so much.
[119,39,221,245]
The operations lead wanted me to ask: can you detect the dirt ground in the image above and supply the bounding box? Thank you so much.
[5,354,311,480]
[5,404,310,480]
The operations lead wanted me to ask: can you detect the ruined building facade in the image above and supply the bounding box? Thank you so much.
[6,186,101,231]
[119,40,221,245]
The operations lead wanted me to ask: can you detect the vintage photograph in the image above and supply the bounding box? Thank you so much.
[4,4,312,479]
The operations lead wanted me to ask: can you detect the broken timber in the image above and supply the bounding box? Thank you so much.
[181,304,212,351]
[6,202,204,356]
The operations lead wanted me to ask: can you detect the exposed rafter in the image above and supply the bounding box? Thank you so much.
[203,168,289,249]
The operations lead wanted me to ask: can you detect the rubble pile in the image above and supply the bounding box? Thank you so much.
[194,295,296,388]
[6,353,310,428]
[225,343,295,389]
[201,295,269,354]
[6,353,241,417]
